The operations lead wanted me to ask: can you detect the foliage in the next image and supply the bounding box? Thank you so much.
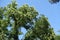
[49,0,60,4]
[0,7,9,40]
[24,15,55,40]
[55,35,60,40]
[0,0,38,40]
[0,0,56,40]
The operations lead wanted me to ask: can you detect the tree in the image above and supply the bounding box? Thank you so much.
[0,0,55,40]
[49,0,60,4]
[3,0,38,40]
[55,35,60,40]
[0,7,9,40]
[24,15,55,40]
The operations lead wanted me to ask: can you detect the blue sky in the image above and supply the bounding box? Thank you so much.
[0,0,60,40]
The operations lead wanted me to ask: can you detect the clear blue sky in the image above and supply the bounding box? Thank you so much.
[0,0,60,40]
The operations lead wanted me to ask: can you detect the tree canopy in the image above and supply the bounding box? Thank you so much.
[24,15,55,40]
[49,0,60,4]
[0,0,56,40]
